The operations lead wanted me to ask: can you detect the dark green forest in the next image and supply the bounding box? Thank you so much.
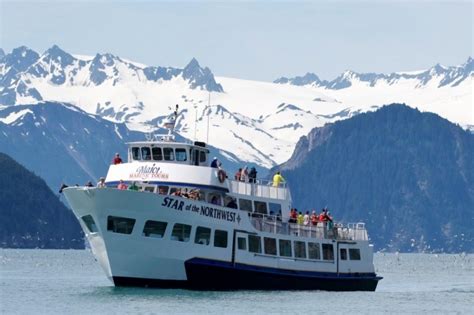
[278,104,474,252]
[0,152,84,248]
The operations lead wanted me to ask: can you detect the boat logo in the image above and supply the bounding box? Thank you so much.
[130,164,169,180]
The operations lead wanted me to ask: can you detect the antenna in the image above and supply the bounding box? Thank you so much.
[207,92,211,144]
[193,103,198,141]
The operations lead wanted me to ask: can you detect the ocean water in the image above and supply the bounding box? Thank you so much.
[0,250,473,314]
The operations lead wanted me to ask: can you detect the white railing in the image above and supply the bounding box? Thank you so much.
[249,214,368,241]
[228,179,289,200]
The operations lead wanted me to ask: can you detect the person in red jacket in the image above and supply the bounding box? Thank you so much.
[311,210,319,225]
[113,153,123,165]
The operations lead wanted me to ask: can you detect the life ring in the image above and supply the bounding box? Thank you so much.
[217,169,226,183]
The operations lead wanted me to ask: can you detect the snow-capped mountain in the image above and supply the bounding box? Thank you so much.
[1,45,472,168]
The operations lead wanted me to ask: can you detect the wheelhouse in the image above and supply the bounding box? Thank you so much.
[127,141,210,167]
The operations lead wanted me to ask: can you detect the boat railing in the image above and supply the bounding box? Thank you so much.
[248,214,368,241]
[228,179,289,200]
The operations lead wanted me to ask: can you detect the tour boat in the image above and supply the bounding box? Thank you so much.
[63,106,382,291]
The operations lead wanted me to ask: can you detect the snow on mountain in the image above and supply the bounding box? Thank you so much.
[0,45,472,168]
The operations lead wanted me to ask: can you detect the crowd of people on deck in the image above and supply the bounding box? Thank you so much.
[288,208,334,228]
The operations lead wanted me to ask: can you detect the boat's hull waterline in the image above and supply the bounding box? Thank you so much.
[64,187,381,291]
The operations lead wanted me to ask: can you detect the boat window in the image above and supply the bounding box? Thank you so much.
[81,215,98,233]
[279,239,292,257]
[131,147,141,160]
[264,237,277,255]
[171,223,191,242]
[268,203,281,216]
[194,226,211,245]
[143,220,167,238]
[208,193,222,206]
[239,199,253,212]
[175,148,187,161]
[163,147,175,161]
[308,242,321,260]
[340,248,348,260]
[224,196,237,209]
[199,151,206,163]
[107,216,136,234]
[322,244,334,260]
[349,248,361,260]
[142,185,155,193]
[254,201,268,215]
[141,147,151,160]
[294,241,306,259]
[237,237,247,250]
[158,185,169,195]
[152,147,163,161]
[214,230,228,248]
[248,235,262,253]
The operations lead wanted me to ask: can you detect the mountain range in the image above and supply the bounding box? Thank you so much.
[1,45,472,168]
[277,104,474,253]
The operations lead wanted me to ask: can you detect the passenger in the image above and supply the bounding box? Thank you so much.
[112,153,123,165]
[326,211,334,229]
[311,210,318,226]
[240,166,249,182]
[234,168,242,181]
[289,208,297,223]
[210,157,221,168]
[272,171,285,187]
[297,212,304,225]
[226,198,237,209]
[117,179,127,190]
[303,211,310,226]
[249,167,257,183]
[211,196,220,205]
[158,186,168,195]
[128,181,139,191]
[97,177,106,188]
[85,181,94,187]
[171,188,181,196]
[182,188,190,198]
[319,208,327,222]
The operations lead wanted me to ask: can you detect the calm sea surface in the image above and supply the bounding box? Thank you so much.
[0,250,473,314]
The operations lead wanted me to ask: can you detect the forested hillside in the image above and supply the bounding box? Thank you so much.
[0,152,84,248]
[278,104,474,252]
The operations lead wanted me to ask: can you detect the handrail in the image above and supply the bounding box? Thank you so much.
[248,213,368,241]
[227,179,289,200]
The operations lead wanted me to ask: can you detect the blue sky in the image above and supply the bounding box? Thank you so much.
[1,0,472,81]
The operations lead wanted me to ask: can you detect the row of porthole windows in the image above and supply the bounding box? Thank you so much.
[82,215,228,248]
[238,235,361,261]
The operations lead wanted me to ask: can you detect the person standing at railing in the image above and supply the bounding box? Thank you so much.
[297,211,304,225]
[249,167,257,183]
[234,168,242,180]
[311,211,318,226]
[303,211,310,226]
[240,166,249,182]
[272,171,285,187]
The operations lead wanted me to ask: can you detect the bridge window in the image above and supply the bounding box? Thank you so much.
[340,248,348,260]
[141,147,151,160]
[279,239,292,257]
[175,148,187,161]
[143,220,167,238]
[322,244,334,260]
[214,230,228,248]
[237,237,247,250]
[248,235,261,253]
[152,147,162,160]
[349,248,361,260]
[294,241,306,259]
[131,147,141,160]
[264,237,277,255]
[163,147,175,161]
[171,223,191,242]
[224,196,237,209]
[239,199,253,212]
[199,151,206,163]
[208,193,222,206]
[81,215,98,233]
[308,242,321,260]
[194,226,211,245]
[254,201,268,215]
[107,216,136,234]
